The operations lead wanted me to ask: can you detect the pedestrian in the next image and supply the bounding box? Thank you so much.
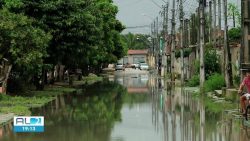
[238,70,250,116]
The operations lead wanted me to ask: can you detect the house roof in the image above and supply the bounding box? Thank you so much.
[128,49,148,55]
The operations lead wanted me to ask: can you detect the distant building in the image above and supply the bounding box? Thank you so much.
[118,49,148,64]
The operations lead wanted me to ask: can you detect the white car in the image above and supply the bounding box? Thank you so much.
[115,63,125,71]
[132,63,140,69]
[139,63,149,70]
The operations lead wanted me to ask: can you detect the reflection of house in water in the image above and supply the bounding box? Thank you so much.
[115,74,150,94]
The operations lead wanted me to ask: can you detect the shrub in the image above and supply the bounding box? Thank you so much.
[204,73,225,92]
[187,75,200,87]
[0,93,2,101]
[194,45,221,78]
[233,75,241,87]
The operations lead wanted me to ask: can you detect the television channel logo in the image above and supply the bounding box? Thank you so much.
[13,116,44,132]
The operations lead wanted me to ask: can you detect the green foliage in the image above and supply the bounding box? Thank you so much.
[0,8,51,71]
[189,13,199,45]
[1,0,126,80]
[187,75,200,87]
[194,45,221,78]
[121,33,151,50]
[74,81,126,123]
[228,27,241,42]
[204,73,225,92]
[205,97,235,114]
[204,45,221,77]
[0,106,31,115]
[0,86,76,115]
[3,0,23,8]
[228,3,241,27]
[194,60,200,74]
[233,75,241,87]
[175,48,192,58]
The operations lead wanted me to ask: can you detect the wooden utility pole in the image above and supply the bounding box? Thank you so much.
[199,0,205,91]
[171,0,176,81]
[180,0,184,85]
[213,0,217,47]
[209,1,212,44]
[224,0,233,87]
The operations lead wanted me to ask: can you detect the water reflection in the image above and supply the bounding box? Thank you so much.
[1,75,250,141]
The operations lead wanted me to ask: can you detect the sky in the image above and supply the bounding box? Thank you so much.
[113,0,241,34]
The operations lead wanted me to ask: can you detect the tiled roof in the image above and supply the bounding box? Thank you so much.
[128,49,148,55]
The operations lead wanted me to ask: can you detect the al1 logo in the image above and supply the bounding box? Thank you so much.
[13,116,44,132]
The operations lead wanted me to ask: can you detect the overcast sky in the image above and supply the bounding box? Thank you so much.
[113,0,241,34]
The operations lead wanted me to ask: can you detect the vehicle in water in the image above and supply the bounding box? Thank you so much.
[139,63,149,70]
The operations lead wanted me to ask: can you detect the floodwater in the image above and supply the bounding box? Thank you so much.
[0,74,250,141]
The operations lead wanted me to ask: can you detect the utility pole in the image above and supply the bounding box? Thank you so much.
[196,8,200,60]
[161,3,169,77]
[240,0,250,79]
[153,20,156,69]
[213,0,217,47]
[185,19,190,79]
[199,0,205,91]
[179,0,184,85]
[151,23,154,68]
[170,0,176,82]
[209,1,212,44]
[218,0,224,75]
[224,0,233,87]
[156,17,159,74]
[186,19,190,47]
[218,0,222,40]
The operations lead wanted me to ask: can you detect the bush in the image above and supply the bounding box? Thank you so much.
[204,73,225,92]
[233,75,241,87]
[187,75,200,87]
[0,93,2,101]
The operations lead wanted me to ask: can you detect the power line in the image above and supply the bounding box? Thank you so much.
[126,25,151,29]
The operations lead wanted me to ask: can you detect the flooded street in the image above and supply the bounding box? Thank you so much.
[1,74,250,141]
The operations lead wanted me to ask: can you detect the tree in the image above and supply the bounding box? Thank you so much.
[0,8,51,92]
[228,27,241,43]
[3,0,127,75]
[228,3,241,27]
[121,33,151,50]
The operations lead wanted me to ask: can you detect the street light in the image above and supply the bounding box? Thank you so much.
[141,13,154,21]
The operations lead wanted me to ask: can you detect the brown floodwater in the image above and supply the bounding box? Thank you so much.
[0,74,250,141]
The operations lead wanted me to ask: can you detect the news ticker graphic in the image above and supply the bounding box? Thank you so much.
[13,116,44,132]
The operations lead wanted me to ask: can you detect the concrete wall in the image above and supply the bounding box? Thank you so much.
[173,45,240,81]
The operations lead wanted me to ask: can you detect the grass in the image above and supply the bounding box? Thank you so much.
[204,73,225,92]
[0,86,77,116]
[0,75,102,116]
[82,74,103,85]
[204,97,235,114]
[186,75,200,87]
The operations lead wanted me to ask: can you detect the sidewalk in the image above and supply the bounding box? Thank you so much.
[0,113,14,126]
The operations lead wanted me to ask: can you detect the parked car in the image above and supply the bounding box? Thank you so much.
[115,63,125,71]
[132,63,140,69]
[139,63,149,70]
